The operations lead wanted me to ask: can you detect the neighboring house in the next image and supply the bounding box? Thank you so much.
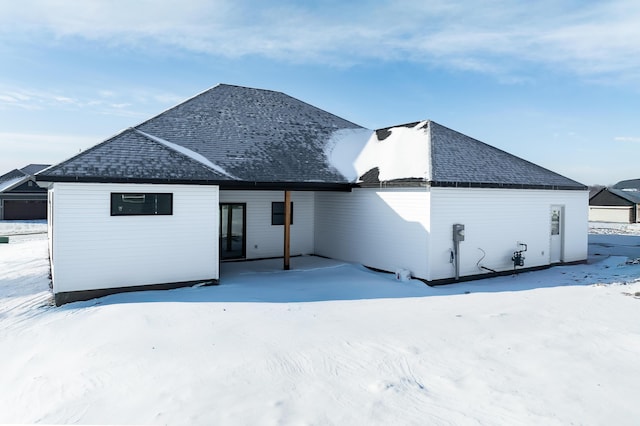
[589,179,640,223]
[0,164,50,220]
[37,84,588,305]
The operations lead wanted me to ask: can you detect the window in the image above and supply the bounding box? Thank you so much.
[111,193,173,216]
[271,201,293,225]
[551,209,561,235]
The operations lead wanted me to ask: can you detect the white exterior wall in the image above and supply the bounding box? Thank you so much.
[588,206,633,223]
[219,190,314,259]
[314,187,430,279]
[428,188,588,281]
[50,183,219,294]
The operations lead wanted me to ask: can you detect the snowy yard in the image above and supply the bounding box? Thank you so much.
[1,221,640,425]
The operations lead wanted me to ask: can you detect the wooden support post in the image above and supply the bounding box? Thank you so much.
[283,190,291,270]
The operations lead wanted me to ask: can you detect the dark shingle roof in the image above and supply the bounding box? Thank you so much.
[38,128,231,183]
[0,164,51,192]
[429,121,585,189]
[38,84,365,186]
[136,84,363,183]
[0,164,50,183]
[609,188,640,204]
[37,84,585,190]
[20,164,50,175]
[0,168,25,184]
[612,178,640,191]
[357,120,584,189]
[589,187,640,205]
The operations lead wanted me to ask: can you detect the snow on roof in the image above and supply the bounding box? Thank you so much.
[134,129,239,180]
[355,121,430,182]
[37,84,584,189]
[0,175,25,192]
[324,128,373,182]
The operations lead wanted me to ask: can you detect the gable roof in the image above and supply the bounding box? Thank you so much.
[355,121,586,190]
[590,187,640,205]
[0,164,50,193]
[37,84,585,191]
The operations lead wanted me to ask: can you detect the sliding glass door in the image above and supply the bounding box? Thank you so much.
[220,203,246,260]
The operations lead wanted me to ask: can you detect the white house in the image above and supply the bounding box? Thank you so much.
[37,84,588,305]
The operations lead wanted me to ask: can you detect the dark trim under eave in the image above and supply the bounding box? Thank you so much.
[53,278,219,306]
[429,181,588,191]
[218,181,352,192]
[36,175,230,186]
[35,175,354,192]
[355,179,586,190]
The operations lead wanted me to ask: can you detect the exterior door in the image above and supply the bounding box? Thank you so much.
[550,205,563,263]
[220,203,246,260]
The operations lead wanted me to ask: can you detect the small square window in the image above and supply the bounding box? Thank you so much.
[272,201,293,225]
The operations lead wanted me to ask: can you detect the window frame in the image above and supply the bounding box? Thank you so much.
[271,201,293,225]
[110,192,173,216]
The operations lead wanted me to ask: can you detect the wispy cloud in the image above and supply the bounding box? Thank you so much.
[1,0,639,84]
[614,136,640,143]
[0,85,182,118]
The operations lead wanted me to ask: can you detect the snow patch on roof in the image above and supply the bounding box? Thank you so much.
[355,121,430,182]
[0,176,26,192]
[324,128,373,182]
[134,129,239,180]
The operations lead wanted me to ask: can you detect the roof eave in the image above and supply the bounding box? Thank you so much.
[35,175,231,186]
[35,175,353,191]
[429,180,588,191]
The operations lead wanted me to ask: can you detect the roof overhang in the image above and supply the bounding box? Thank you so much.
[218,181,353,192]
[429,181,588,191]
[35,175,354,192]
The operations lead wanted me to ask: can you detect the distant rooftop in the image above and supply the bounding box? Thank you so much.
[612,178,640,191]
[0,164,50,183]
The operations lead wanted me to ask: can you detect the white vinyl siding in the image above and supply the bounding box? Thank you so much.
[314,187,430,279]
[428,188,588,281]
[50,183,219,294]
[588,206,634,223]
[219,190,314,259]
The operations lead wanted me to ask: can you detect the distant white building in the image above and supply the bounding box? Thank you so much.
[37,84,588,305]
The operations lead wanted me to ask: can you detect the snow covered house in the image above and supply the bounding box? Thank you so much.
[589,179,640,223]
[36,84,588,305]
[0,164,50,220]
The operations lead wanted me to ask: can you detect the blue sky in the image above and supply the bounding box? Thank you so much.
[0,0,638,185]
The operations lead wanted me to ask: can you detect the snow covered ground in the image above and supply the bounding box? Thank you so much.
[1,221,640,425]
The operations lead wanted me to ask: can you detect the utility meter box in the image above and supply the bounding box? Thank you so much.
[453,224,465,242]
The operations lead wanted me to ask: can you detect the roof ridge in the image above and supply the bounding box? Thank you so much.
[133,84,365,132]
[132,129,239,180]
